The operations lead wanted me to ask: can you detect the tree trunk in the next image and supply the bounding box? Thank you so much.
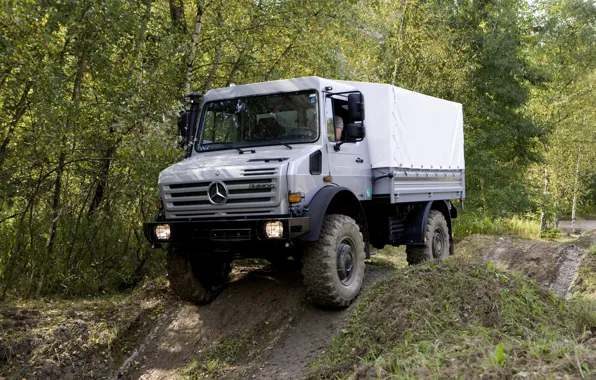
[391,0,408,86]
[35,46,86,298]
[539,167,549,231]
[168,0,187,33]
[571,145,582,234]
[37,151,66,297]
[0,81,33,169]
[185,0,206,94]
[552,198,560,229]
[87,145,116,216]
[88,1,152,217]
[204,9,223,92]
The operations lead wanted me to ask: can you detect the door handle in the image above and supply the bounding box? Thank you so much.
[355,157,364,164]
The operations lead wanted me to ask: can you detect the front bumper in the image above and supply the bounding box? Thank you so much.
[144,217,310,246]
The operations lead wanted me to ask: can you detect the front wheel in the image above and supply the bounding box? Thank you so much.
[166,253,231,305]
[406,210,450,265]
[302,214,365,308]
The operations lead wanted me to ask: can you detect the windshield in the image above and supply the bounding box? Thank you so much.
[195,91,319,152]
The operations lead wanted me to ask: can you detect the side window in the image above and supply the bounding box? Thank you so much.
[325,97,336,142]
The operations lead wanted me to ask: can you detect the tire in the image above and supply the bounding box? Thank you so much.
[166,253,231,305]
[406,210,450,265]
[302,214,365,308]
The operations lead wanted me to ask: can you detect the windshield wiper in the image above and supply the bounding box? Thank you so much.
[249,138,293,149]
[199,142,255,154]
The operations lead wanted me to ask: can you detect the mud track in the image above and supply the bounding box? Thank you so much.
[117,263,390,380]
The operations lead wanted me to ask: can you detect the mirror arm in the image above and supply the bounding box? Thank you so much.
[333,141,345,152]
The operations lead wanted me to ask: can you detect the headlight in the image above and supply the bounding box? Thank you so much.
[155,224,171,240]
[264,221,284,239]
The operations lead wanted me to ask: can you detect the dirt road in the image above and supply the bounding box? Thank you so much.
[118,262,391,380]
[559,219,596,233]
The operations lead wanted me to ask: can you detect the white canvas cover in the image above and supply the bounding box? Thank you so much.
[340,81,465,170]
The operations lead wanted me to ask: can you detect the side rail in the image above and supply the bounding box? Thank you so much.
[372,168,465,204]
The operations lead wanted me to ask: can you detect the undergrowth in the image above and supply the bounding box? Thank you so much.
[454,212,541,240]
[308,257,596,379]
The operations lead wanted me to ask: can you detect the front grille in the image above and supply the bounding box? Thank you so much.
[163,175,280,218]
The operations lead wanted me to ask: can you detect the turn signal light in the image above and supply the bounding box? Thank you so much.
[288,193,302,203]
[157,199,163,210]
[323,176,333,183]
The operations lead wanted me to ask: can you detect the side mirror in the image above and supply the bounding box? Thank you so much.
[177,112,191,148]
[345,123,365,142]
[348,93,364,122]
[177,92,203,156]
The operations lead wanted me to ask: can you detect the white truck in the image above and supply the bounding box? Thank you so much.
[144,77,465,307]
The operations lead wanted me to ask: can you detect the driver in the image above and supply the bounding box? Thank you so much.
[334,115,344,140]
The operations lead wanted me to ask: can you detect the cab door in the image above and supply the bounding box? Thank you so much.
[324,96,370,200]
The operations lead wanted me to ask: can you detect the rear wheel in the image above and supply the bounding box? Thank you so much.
[166,253,231,305]
[302,214,365,308]
[406,210,450,265]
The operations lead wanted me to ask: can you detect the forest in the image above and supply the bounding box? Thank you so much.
[0,0,595,298]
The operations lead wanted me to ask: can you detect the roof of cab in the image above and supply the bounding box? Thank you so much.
[202,76,357,102]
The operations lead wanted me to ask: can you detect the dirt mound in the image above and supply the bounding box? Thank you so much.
[575,230,596,250]
[309,258,596,379]
[457,235,585,297]
[0,260,392,380]
[118,262,391,380]
[0,279,171,380]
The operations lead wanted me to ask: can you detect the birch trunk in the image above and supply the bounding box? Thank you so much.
[539,168,549,231]
[571,145,582,234]
[185,1,206,94]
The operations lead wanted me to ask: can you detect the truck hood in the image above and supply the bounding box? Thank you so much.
[159,145,319,183]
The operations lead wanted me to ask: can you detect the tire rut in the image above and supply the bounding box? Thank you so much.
[115,263,391,380]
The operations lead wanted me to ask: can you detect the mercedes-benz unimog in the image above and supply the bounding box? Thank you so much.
[144,77,465,307]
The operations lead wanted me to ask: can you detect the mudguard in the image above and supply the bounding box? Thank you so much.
[405,200,453,245]
[300,186,367,243]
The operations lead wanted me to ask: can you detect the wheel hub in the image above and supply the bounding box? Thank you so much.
[432,228,444,258]
[337,238,355,285]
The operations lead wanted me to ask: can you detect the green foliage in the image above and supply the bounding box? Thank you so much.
[540,228,562,240]
[493,343,507,366]
[0,0,595,298]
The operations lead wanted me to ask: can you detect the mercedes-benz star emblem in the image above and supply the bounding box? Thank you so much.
[207,181,228,205]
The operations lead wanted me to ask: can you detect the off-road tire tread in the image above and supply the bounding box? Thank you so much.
[406,210,450,265]
[302,214,365,308]
[167,255,230,305]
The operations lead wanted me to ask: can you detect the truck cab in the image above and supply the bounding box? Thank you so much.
[144,77,465,307]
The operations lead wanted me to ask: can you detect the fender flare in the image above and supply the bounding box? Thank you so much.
[405,200,453,245]
[301,186,368,246]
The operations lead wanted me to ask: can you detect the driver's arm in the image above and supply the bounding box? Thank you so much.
[334,116,344,141]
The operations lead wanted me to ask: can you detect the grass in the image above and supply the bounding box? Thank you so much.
[454,212,541,240]
[308,257,596,379]
[369,245,408,269]
[573,232,596,298]
[183,334,253,379]
[0,277,169,379]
